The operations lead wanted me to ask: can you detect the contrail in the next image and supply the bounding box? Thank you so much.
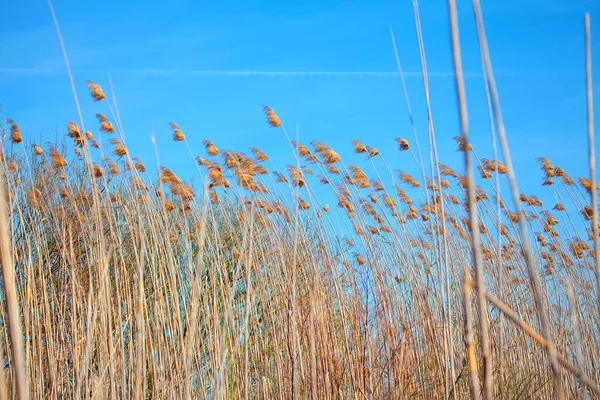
[0,67,485,78]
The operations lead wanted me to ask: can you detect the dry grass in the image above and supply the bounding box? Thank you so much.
[0,2,597,399]
[0,90,597,397]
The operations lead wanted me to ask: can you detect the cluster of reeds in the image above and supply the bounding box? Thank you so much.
[0,77,597,397]
[0,0,597,398]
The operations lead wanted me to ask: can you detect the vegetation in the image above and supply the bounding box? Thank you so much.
[0,0,598,398]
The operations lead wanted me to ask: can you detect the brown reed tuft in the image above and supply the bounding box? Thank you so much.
[169,122,185,141]
[85,81,107,101]
[366,146,379,157]
[478,165,493,179]
[395,186,412,204]
[210,190,220,204]
[298,199,310,210]
[203,139,219,156]
[454,136,472,151]
[395,137,410,151]
[438,162,459,177]
[312,141,341,164]
[93,164,104,178]
[578,177,593,193]
[263,105,282,127]
[49,147,68,169]
[251,147,269,162]
[288,166,305,187]
[96,113,115,133]
[352,139,367,154]
[110,138,127,156]
[7,119,22,143]
[354,253,366,265]
[290,141,311,157]
[108,161,121,175]
[349,165,370,188]
[398,170,420,188]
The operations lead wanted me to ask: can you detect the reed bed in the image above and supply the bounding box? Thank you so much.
[0,97,597,398]
[0,1,598,398]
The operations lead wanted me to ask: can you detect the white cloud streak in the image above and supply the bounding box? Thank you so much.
[0,67,485,78]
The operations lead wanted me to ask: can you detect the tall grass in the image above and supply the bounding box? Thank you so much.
[0,2,598,399]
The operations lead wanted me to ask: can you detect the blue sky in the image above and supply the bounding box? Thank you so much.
[1,0,599,209]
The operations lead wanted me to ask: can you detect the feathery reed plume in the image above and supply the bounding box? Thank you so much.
[366,146,380,157]
[288,166,305,187]
[96,113,115,133]
[447,194,461,204]
[210,190,220,204]
[159,167,181,185]
[251,147,269,162]
[298,198,310,210]
[494,160,508,174]
[327,164,339,174]
[7,119,22,143]
[398,170,420,187]
[171,182,195,200]
[438,162,459,177]
[110,138,127,156]
[371,180,384,191]
[561,173,575,185]
[352,139,367,154]
[263,105,282,127]
[163,199,175,211]
[49,146,68,169]
[579,177,593,194]
[197,157,214,168]
[343,173,356,186]
[354,253,366,265]
[583,205,594,220]
[85,80,107,102]
[169,122,185,141]
[454,136,472,151]
[311,141,341,164]
[203,139,219,156]
[273,171,288,183]
[291,141,311,157]
[134,158,146,172]
[108,161,121,175]
[537,157,556,177]
[349,165,370,188]
[33,144,44,155]
[395,186,412,204]
[93,164,104,178]
[481,158,496,171]
[301,165,313,175]
[353,222,365,235]
[395,137,410,151]
[542,178,554,186]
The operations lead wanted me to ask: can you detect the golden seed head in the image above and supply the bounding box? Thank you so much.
[85,81,107,102]
[454,136,472,151]
[169,122,185,141]
[7,120,22,143]
[203,139,219,156]
[263,105,282,127]
[395,137,410,151]
[352,139,367,154]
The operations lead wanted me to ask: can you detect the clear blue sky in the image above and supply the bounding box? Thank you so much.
[1,0,599,208]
